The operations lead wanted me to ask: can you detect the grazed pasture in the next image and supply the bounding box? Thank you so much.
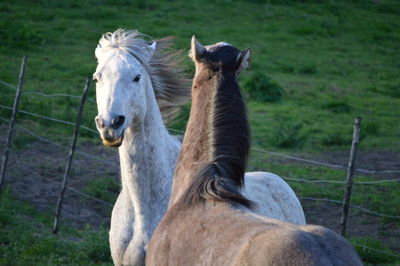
[0,0,399,264]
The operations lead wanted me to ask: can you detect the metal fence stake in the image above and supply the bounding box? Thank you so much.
[0,55,27,192]
[53,77,91,234]
[340,117,362,236]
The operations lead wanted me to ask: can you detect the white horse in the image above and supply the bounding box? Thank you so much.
[93,29,305,266]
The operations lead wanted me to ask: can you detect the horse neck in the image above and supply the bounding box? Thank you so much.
[169,69,217,205]
[118,81,179,236]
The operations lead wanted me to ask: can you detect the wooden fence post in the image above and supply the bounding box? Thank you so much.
[53,77,91,234]
[340,117,362,237]
[0,55,27,193]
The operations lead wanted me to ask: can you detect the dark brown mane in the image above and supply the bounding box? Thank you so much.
[182,44,253,208]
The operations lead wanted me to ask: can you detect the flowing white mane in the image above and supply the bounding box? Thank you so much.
[96,29,190,123]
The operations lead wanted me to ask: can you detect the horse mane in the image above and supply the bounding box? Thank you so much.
[183,44,253,209]
[97,29,190,123]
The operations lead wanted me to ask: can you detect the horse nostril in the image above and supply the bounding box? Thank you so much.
[111,116,125,129]
[96,117,105,129]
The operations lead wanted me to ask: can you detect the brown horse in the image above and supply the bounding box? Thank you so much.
[146,37,362,266]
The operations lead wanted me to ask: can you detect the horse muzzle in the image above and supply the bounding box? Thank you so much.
[100,128,125,148]
[96,115,126,148]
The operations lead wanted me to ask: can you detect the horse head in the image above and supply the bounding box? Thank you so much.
[189,36,250,78]
[93,30,156,147]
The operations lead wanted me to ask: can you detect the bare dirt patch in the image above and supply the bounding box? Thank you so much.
[302,200,400,252]
[2,138,119,228]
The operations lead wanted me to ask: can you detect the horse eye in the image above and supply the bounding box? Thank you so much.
[93,75,98,82]
[133,74,141,82]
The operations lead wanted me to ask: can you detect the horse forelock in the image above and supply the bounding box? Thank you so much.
[97,29,190,124]
[194,44,243,76]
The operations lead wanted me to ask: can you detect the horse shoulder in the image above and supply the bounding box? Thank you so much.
[243,172,306,224]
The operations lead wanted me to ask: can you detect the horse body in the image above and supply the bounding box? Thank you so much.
[148,202,360,266]
[146,37,361,266]
[94,29,304,265]
[242,172,305,222]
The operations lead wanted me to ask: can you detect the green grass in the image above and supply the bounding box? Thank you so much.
[351,237,400,265]
[0,187,112,265]
[0,0,399,264]
[0,0,399,152]
[83,177,120,205]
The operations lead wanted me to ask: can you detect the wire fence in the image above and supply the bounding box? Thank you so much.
[1,89,399,211]
[0,79,96,102]
[0,62,399,257]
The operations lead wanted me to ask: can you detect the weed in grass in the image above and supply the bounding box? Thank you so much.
[271,122,306,148]
[322,101,353,113]
[244,71,285,102]
[0,186,113,265]
[385,84,400,98]
[299,65,317,75]
[321,131,348,147]
[12,134,37,150]
[351,237,400,265]
[0,188,16,227]
[83,177,120,204]
[362,121,380,138]
[278,64,295,74]
[292,25,317,36]
[77,227,112,263]
[0,21,45,51]
[320,16,340,37]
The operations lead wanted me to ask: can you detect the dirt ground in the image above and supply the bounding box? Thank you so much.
[1,135,399,252]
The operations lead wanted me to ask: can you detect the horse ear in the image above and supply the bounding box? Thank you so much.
[190,35,206,62]
[145,41,156,59]
[95,44,104,60]
[148,41,157,51]
[237,48,250,73]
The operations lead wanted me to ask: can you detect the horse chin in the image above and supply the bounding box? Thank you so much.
[102,134,124,148]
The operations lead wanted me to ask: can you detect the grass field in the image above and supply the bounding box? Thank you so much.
[0,0,399,264]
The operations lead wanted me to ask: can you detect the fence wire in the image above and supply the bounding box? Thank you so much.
[0,79,95,102]
[0,104,98,135]
[253,147,400,175]
[1,107,398,178]
[2,78,400,175]
[0,116,119,169]
[282,176,400,185]
[16,160,113,207]
[1,77,400,230]
[353,243,400,259]
[2,115,398,220]
[299,197,400,219]
[120,128,400,175]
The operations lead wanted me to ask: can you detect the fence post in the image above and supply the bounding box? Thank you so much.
[53,77,91,234]
[0,55,27,193]
[340,117,362,237]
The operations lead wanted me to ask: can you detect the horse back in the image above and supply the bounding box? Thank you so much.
[147,202,362,266]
